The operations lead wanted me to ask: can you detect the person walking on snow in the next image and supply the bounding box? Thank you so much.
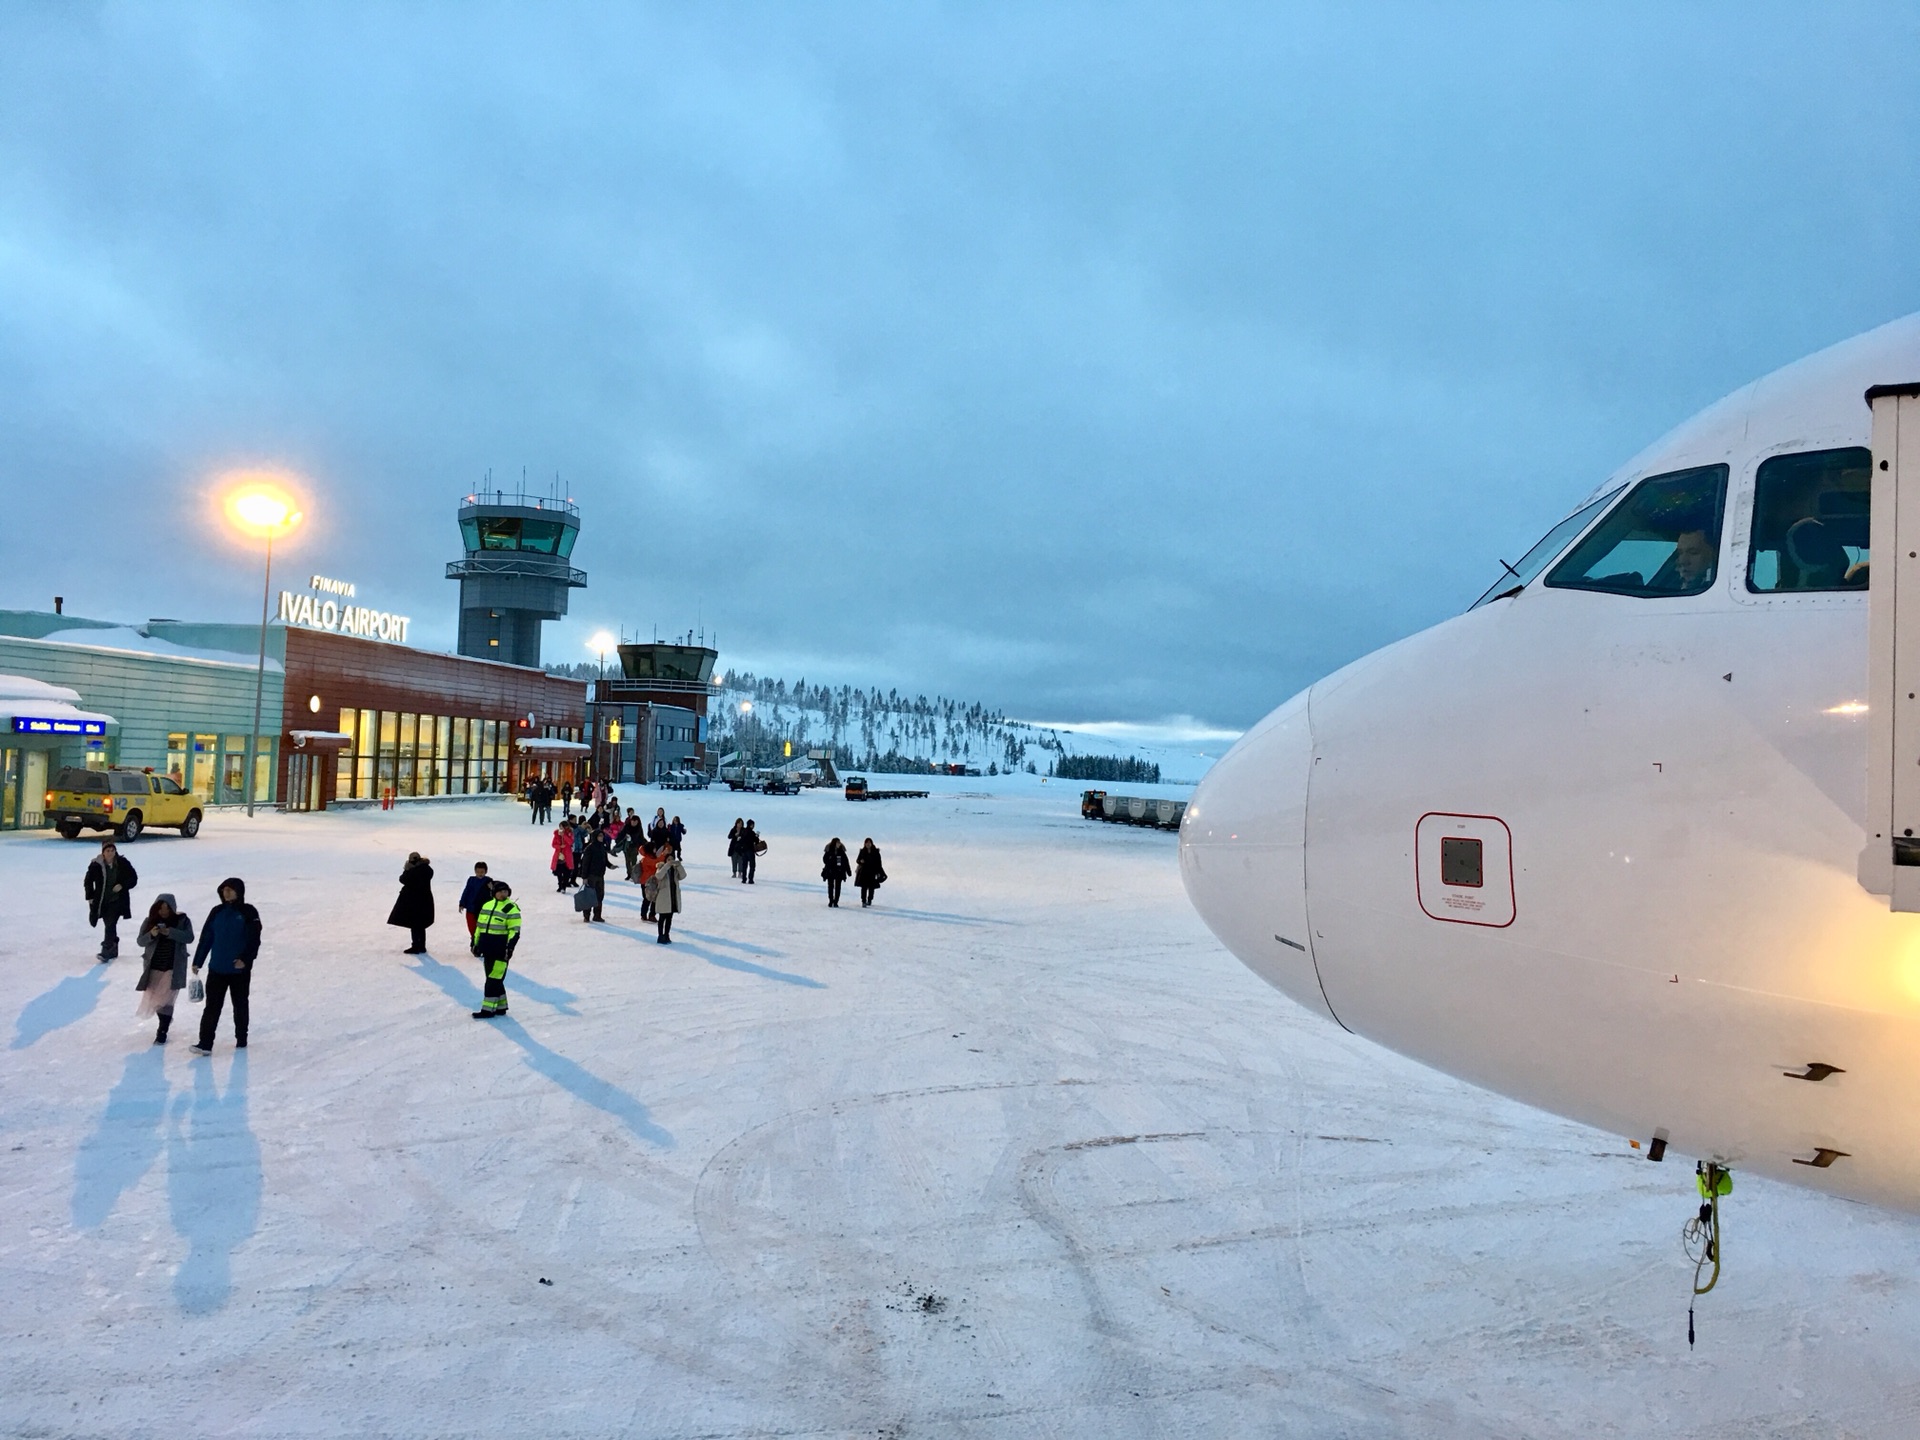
[189,877,262,1054]
[651,848,685,944]
[727,819,746,879]
[740,820,762,884]
[561,780,574,817]
[84,842,138,961]
[855,838,887,908]
[576,828,610,923]
[388,852,435,954]
[471,881,521,1018]
[134,894,193,1044]
[821,838,852,908]
[551,821,576,891]
[457,862,492,941]
[637,840,662,920]
[669,816,686,859]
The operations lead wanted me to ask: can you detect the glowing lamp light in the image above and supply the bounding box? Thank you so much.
[586,631,618,655]
[222,477,304,539]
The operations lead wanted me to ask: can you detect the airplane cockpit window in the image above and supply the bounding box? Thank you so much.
[1746,447,1871,593]
[1470,485,1625,609]
[1542,464,1729,598]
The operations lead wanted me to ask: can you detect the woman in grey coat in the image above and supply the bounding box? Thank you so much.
[135,894,194,1044]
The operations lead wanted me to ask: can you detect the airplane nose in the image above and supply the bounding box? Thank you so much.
[1180,687,1337,1023]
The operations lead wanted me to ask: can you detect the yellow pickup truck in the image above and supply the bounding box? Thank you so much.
[46,767,204,841]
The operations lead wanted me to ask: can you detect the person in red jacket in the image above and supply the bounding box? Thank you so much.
[550,821,576,892]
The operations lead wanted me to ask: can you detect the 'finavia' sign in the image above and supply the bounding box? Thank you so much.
[278,575,411,644]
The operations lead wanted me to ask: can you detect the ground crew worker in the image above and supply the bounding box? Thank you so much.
[470,881,522,1019]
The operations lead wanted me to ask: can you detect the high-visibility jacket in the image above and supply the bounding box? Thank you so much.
[474,897,522,959]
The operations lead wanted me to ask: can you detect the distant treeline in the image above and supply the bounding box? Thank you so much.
[1052,753,1161,783]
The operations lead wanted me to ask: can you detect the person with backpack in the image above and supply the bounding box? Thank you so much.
[189,877,262,1054]
[855,839,887,908]
[471,881,521,1018]
[821,838,852,908]
[134,894,193,1044]
[84,841,138,962]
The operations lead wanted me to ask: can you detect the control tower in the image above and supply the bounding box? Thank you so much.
[446,490,587,669]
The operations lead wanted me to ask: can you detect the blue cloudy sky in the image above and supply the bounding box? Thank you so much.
[4,4,1918,734]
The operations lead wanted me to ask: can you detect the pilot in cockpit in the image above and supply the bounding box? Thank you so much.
[1646,527,1716,593]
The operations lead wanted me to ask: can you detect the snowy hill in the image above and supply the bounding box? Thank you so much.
[705,673,1231,785]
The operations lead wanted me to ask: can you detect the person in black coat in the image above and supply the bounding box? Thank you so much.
[387,852,435,954]
[576,831,611,923]
[740,820,761,885]
[821,838,852,907]
[854,838,887,908]
[84,842,138,961]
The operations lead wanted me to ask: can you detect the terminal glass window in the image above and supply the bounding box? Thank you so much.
[223,736,248,803]
[1544,465,1729,598]
[398,714,418,797]
[434,716,451,795]
[378,712,398,797]
[449,718,470,795]
[254,739,274,805]
[166,734,188,791]
[1747,447,1871,593]
[191,735,219,803]
[464,514,576,557]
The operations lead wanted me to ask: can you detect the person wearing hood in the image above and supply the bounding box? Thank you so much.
[134,894,193,1043]
[84,842,138,962]
[189,877,263,1054]
[388,852,436,954]
[821,838,852,907]
[855,839,887,908]
[550,821,576,892]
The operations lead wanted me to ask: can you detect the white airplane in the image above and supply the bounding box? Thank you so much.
[1181,314,1920,1216]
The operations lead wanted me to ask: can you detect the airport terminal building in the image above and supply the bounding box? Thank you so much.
[0,492,601,827]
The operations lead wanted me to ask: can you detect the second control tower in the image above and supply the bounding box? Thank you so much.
[446,489,587,669]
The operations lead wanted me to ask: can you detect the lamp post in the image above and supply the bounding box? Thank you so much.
[224,483,304,818]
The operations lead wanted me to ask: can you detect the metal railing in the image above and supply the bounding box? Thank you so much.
[445,555,588,586]
[459,490,580,517]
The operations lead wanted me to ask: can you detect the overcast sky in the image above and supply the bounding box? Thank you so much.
[4,4,1918,733]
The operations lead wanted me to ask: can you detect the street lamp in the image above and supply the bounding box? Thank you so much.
[223,478,304,818]
[738,699,753,782]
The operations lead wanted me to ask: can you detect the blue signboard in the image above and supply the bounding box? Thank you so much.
[11,716,108,737]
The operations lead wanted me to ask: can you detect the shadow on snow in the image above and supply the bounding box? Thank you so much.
[13,965,111,1049]
[71,1049,261,1315]
[406,955,672,1147]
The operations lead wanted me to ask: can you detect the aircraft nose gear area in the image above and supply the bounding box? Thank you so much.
[1683,1162,1733,1348]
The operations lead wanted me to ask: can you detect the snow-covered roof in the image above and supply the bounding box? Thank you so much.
[25,626,284,673]
[290,730,353,747]
[516,737,591,754]
[0,685,117,737]
[0,673,84,705]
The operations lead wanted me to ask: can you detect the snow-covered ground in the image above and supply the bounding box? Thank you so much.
[5,779,1920,1437]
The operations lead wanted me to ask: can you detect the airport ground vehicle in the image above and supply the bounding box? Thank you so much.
[45,767,203,841]
[844,776,929,801]
[658,769,710,790]
[1081,789,1186,829]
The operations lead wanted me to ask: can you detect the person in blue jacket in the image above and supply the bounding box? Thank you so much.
[457,861,492,943]
[189,877,263,1055]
